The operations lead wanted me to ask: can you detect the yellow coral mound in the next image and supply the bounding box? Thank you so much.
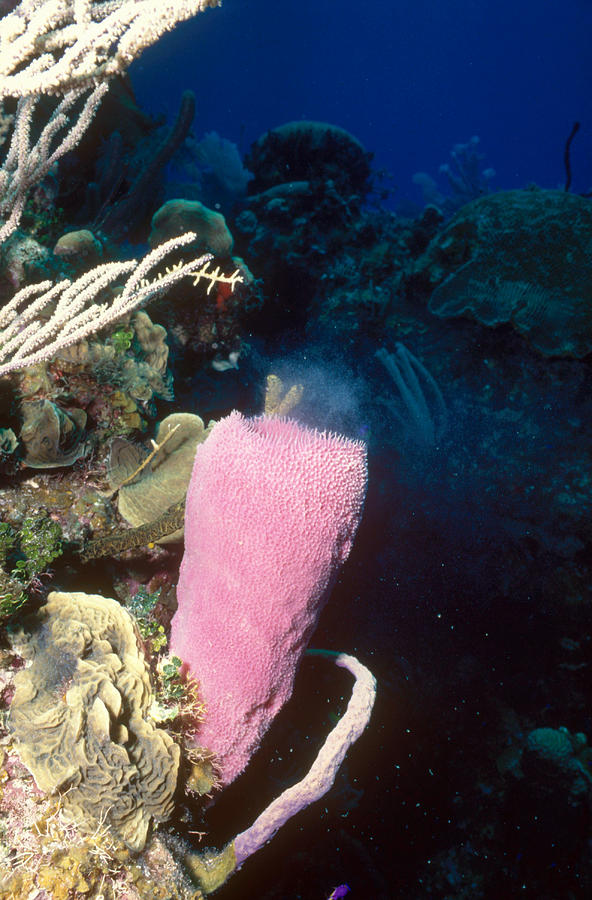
[10,591,180,853]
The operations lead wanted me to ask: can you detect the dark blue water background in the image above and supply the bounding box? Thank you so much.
[130,0,592,206]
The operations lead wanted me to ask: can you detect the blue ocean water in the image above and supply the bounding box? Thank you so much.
[130,0,592,205]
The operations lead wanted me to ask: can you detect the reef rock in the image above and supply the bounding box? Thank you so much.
[421,189,592,357]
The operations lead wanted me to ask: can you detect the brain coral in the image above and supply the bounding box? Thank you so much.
[424,189,592,357]
[149,198,233,256]
[9,591,180,853]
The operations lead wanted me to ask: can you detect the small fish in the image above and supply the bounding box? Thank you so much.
[328,886,350,899]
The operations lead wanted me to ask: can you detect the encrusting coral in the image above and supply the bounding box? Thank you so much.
[20,397,89,468]
[421,189,592,357]
[111,412,214,543]
[9,590,180,853]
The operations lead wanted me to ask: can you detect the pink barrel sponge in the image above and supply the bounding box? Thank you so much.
[170,411,367,786]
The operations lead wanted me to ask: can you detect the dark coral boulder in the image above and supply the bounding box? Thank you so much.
[245,120,373,199]
[415,188,592,357]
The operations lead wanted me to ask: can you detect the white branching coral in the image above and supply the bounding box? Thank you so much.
[0,1,240,366]
[0,232,243,375]
[0,0,221,99]
[0,83,108,242]
[0,0,218,239]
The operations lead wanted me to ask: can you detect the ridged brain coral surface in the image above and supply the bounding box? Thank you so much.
[171,412,367,786]
[9,591,180,853]
[427,189,592,357]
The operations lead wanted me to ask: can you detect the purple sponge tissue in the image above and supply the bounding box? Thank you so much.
[170,411,368,786]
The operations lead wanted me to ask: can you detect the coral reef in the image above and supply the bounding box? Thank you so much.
[79,499,186,562]
[0,229,54,294]
[53,228,103,268]
[149,199,234,257]
[178,130,253,212]
[413,135,495,214]
[96,89,198,242]
[520,726,592,804]
[375,342,448,449]
[0,664,201,900]
[0,513,63,622]
[263,373,304,417]
[186,650,376,895]
[4,2,592,896]
[20,397,89,467]
[245,120,372,199]
[3,307,176,477]
[417,188,592,356]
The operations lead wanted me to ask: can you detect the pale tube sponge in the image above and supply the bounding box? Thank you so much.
[186,650,377,894]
